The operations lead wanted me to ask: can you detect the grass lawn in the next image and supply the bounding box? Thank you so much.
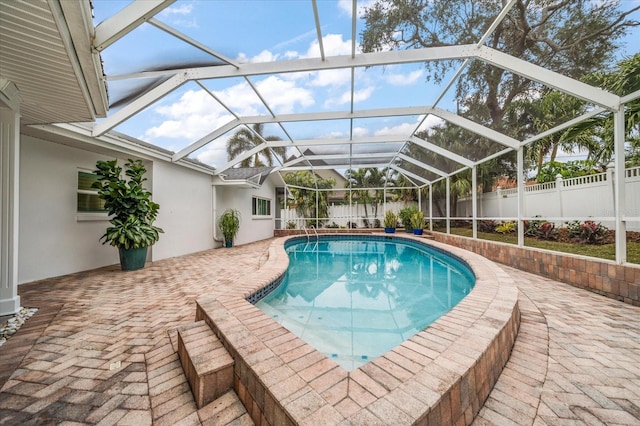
[445,227,640,264]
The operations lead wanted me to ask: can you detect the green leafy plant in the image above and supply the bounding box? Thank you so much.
[495,221,517,234]
[399,206,419,230]
[383,210,398,228]
[536,160,599,183]
[524,218,543,236]
[478,220,498,233]
[93,159,163,249]
[569,220,608,244]
[218,209,241,245]
[535,222,559,241]
[410,211,425,230]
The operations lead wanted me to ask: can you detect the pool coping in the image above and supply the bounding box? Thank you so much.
[195,234,520,424]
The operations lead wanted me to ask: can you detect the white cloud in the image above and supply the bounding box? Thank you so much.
[305,33,352,57]
[159,2,197,28]
[161,3,194,16]
[144,90,233,141]
[324,86,375,107]
[338,0,376,18]
[141,74,315,154]
[374,122,418,137]
[373,115,444,137]
[195,142,228,167]
[255,76,315,114]
[417,115,445,132]
[353,126,370,138]
[308,69,352,87]
[249,50,280,63]
[386,69,423,86]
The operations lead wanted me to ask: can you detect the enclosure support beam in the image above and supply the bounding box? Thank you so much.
[472,166,478,239]
[613,110,627,264]
[446,177,451,234]
[517,147,525,247]
[429,185,433,232]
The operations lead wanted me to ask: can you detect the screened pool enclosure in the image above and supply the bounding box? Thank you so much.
[2,0,638,264]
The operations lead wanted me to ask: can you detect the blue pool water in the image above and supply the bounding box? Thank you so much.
[255,236,475,370]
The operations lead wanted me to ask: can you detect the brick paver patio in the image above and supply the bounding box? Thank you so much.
[0,238,638,425]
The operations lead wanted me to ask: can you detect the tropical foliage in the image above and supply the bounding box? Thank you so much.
[399,206,419,230]
[226,123,284,167]
[93,159,164,249]
[561,54,640,165]
[536,160,600,184]
[344,168,391,227]
[283,171,335,227]
[383,210,398,229]
[218,209,241,245]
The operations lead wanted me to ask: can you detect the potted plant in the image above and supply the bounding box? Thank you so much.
[383,210,398,233]
[219,209,240,247]
[399,206,418,232]
[411,210,425,235]
[93,159,164,271]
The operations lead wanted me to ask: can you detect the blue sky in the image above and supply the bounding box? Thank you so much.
[92,0,640,168]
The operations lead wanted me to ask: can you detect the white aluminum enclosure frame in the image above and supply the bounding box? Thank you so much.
[35,0,639,263]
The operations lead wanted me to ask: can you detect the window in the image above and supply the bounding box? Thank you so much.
[77,170,106,216]
[252,197,271,217]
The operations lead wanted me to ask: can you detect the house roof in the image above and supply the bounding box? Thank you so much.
[219,167,273,185]
[0,0,107,125]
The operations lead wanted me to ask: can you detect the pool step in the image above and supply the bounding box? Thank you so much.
[198,390,254,425]
[177,320,234,408]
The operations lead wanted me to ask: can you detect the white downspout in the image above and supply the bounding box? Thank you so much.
[212,185,224,244]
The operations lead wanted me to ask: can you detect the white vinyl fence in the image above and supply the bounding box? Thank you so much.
[281,201,417,230]
[280,166,640,231]
[456,165,640,231]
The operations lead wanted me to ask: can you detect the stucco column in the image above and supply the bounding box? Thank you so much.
[0,79,21,315]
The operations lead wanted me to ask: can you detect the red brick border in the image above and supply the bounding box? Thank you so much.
[431,232,640,307]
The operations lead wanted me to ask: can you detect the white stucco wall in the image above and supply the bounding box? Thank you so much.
[214,178,277,246]
[151,161,214,260]
[19,136,120,283]
[18,136,217,284]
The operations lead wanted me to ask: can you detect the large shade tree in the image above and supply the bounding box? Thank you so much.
[361,0,638,206]
[226,123,284,167]
[361,0,639,132]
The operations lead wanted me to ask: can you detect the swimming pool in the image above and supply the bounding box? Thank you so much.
[254,235,476,370]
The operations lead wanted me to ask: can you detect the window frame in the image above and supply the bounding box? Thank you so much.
[251,196,272,218]
[76,168,109,221]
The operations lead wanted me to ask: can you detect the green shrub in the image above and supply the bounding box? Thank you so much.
[478,220,498,233]
[384,210,398,228]
[569,220,608,244]
[537,160,599,183]
[495,221,517,234]
[535,222,558,240]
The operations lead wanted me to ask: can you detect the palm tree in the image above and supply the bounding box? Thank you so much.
[561,54,640,165]
[283,171,335,227]
[344,168,390,227]
[506,91,587,176]
[226,123,284,167]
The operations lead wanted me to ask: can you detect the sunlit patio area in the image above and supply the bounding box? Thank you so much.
[0,237,639,425]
